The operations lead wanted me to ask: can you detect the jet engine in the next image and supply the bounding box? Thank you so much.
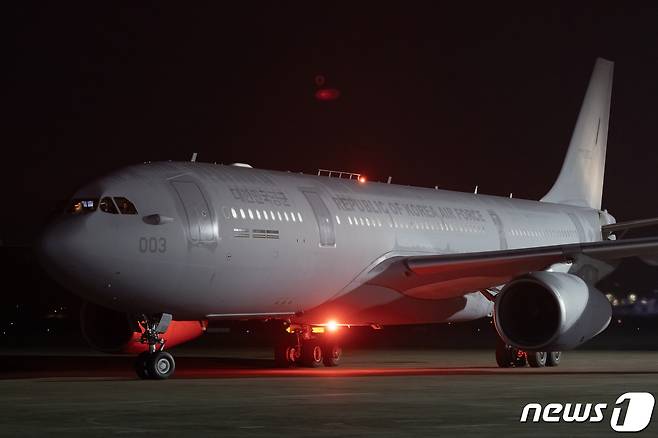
[494,271,611,351]
[80,301,205,353]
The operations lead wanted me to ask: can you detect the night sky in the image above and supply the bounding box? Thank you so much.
[6,3,658,245]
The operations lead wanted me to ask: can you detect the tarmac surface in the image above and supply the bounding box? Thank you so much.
[1,348,657,437]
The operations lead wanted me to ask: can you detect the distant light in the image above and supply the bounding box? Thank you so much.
[315,88,340,101]
[628,293,637,304]
[358,176,366,183]
[326,320,338,332]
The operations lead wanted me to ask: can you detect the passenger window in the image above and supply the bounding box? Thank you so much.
[68,198,98,214]
[100,197,119,214]
[114,197,138,215]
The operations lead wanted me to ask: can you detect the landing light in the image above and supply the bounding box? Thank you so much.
[326,320,339,332]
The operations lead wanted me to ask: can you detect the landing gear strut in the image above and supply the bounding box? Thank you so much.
[274,323,343,368]
[134,313,176,380]
[495,337,561,368]
[495,337,527,367]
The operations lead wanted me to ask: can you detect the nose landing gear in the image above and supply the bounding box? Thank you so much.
[134,313,176,380]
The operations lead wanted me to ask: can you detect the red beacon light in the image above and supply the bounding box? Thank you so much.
[315,88,341,101]
[358,176,367,183]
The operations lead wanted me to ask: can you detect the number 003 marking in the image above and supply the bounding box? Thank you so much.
[139,237,166,253]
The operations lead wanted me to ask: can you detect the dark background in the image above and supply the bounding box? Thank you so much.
[3,3,658,348]
[5,2,658,244]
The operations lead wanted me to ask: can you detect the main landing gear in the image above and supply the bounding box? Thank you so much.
[134,313,176,380]
[274,323,343,368]
[495,337,561,368]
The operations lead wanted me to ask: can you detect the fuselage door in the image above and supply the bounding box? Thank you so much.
[487,210,508,250]
[301,189,335,247]
[171,181,216,243]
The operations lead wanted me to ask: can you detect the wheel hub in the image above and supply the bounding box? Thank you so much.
[157,358,170,374]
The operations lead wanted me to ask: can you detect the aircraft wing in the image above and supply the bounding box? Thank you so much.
[602,217,658,238]
[365,236,658,300]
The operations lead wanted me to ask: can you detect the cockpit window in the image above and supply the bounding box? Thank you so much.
[68,198,98,214]
[99,197,119,214]
[114,197,138,215]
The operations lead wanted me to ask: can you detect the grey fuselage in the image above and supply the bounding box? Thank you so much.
[40,162,604,326]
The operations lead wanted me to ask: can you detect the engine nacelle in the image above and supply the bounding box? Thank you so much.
[80,301,205,353]
[494,271,611,351]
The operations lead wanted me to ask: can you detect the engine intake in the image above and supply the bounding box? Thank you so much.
[494,272,611,351]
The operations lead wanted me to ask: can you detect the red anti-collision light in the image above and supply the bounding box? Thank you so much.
[315,88,341,101]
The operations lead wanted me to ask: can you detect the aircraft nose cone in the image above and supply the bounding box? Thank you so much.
[38,219,87,284]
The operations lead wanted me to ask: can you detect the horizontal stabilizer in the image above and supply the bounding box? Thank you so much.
[602,217,658,237]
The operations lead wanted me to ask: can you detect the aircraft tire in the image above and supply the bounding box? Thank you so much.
[547,351,562,367]
[527,351,547,368]
[300,341,323,368]
[134,351,151,379]
[146,351,176,379]
[322,343,342,367]
[495,337,513,368]
[274,342,298,368]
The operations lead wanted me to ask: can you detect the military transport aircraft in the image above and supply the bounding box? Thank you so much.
[39,58,658,379]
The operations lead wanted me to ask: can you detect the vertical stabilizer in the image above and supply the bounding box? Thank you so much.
[541,58,614,210]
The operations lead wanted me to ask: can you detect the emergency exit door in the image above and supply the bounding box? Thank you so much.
[301,189,336,247]
[172,181,215,243]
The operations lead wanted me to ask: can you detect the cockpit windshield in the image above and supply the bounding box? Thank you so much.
[67,197,138,215]
[114,197,138,215]
[99,197,119,214]
[68,198,98,214]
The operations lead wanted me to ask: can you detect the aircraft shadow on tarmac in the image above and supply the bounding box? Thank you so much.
[2,355,658,380]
